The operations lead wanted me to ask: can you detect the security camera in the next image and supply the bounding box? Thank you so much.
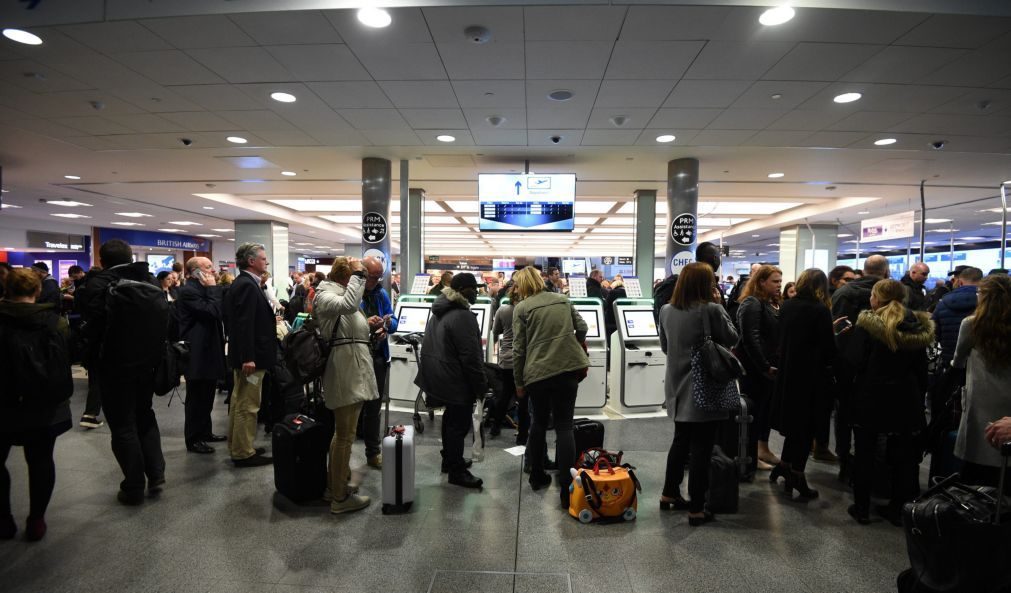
[550,135,562,144]
[180,138,193,146]
[464,26,492,44]
[930,140,947,150]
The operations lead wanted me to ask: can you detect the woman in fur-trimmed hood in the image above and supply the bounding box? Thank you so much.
[842,278,935,525]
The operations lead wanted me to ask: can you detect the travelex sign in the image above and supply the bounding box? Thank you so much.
[27,231,87,251]
[96,228,210,252]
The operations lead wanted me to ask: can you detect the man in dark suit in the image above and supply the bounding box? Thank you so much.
[223,243,276,467]
[31,262,61,308]
[177,256,227,455]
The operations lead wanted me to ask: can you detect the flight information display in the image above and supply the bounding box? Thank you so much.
[478,173,575,231]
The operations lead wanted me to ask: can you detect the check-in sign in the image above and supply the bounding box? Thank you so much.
[861,211,915,243]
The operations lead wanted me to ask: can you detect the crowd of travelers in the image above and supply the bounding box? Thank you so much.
[1,236,1010,541]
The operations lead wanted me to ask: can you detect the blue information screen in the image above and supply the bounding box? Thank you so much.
[478,174,575,231]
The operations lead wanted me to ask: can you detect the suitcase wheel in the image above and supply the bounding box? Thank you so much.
[578,509,594,524]
[623,508,636,521]
[413,413,425,434]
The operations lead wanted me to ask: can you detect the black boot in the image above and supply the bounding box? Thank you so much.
[786,471,819,499]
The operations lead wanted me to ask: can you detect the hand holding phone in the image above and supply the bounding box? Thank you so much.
[833,316,853,335]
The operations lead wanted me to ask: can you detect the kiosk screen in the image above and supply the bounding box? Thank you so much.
[396,306,431,334]
[575,307,601,339]
[622,309,658,338]
[472,308,487,334]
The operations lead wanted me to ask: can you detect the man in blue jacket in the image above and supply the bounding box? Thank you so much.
[932,266,981,367]
[360,256,398,469]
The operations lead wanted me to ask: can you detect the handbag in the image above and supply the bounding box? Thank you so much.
[690,308,744,413]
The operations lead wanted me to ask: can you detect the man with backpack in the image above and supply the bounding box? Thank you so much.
[81,239,168,506]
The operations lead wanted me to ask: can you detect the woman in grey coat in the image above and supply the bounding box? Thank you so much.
[658,263,739,526]
[952,273,1011,492]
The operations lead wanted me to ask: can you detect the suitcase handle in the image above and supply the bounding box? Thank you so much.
[580,471,602,511]
[593,457,616,475]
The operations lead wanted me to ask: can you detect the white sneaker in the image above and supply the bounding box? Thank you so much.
[80,416,103,429]
[330,493,370,515]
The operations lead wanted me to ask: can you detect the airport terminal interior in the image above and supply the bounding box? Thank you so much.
[2,1,1011,592]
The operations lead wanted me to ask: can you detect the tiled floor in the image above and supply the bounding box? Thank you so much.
[0,376,915,593]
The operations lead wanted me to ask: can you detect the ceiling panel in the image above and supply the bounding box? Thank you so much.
[36,52,152,88]
[731,81,828,110]
[841,46,966,84]
[109,86,204,113]
[586,108,657,129]
[634,129,700,146]
[527,106,592,129]
[684,41,794,80]
[378,81,459,109]
[0,59,92,93]
[888,113,1011,137]
[251,129,321,146]
[348,42,447,80]
[605,41,705,80]
[60,21,173,53]
[707,108,789,130]
[187,47,295,84]
[826,111,916,132]
[325,8,432,44]
[470,129,527,145]
[437,42,524,80]
[648,108,722,129]
[593,80,676,109]
[802,130,869,148]
[423,6,524,42]
[526,41,613,80]
[689,129,757,146]
[463,108,526,130]
[159,111,234,132]
[895,14,1011,49]
[265,45,370,81]
[664,80,751,109]
[217,110,297,132]
[798,84,967,113]
[452,80,526,108]
[338,109,412,130]
[140,15,257,49]
[229,11,344,45]
[400,108,468,129]
[52,116,136,135]
[741,130,812,147]
[581,129,641,146]
[171,84,263,111]
[12,90,144,118]
[712,7,923,45]
[527,129,583,146]
[112,50,223,86]
[418,130,475,146]
[930,88,1011,115]
[763,43,884,82]
[106,113,185,133]
[308,81,393,109]
[304,129,368,146]
[524,6,626,41]
[619,6,732,41]
[916,49,1011,87]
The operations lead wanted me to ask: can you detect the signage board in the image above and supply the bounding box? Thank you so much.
[96,228,210,252]
[601,256,615,266]
[568,276,587,298]
[27,231,87,251]
[670,213,697,247]
[670,250,694,275]
[861,211,915,243]
[617,256,634,265]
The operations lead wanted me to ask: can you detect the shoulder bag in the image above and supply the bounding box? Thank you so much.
[690,306,745,412]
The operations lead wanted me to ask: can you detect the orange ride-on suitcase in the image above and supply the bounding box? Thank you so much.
[568,455,641,523]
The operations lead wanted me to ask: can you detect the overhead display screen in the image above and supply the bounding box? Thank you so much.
[575,307,601,339]
[396,306,431,334]
[478,173,576,232]
[622,309,658,338]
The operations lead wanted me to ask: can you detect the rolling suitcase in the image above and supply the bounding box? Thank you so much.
[382,397,416,514]
[707,445,740,513]
[715,395,754,482]
[272,414,330,503]
[573,418,605,457]
[897,442,1011,593]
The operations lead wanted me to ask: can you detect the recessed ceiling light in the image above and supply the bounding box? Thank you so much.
[436,135,456,142]
[838,233,853,237]
[982,221,1005,226]
[767,172,785,178]
[294,242,313,246]
[211,228,234,232]
[858,210,870,215]
[759,6,795,26]
[111,222,145,227]
[45,200,91,207]
[924,218,952,223]
[752,234,760,237]
[2,29,43,45]
[548,89,574,102]
[874,138,897,146]
[270,92,296,103]
[158,228,183,233]
[1003,179,1011,184]
[196,234,221,238]
[767,243,780,247]
[834,92,862,104]
[168,221,202,226]
[928,229,959,233]
[656,134,676,143]
[64,175,81,180]
[226,136,248,144]
[116,212,152,218]
[0,203,21,209]
[770,93,783,100]
[958,236,987,241]
[50,213,91,219]
[357,7,392,28]
[281,171,297,176]
[202,206,214,210]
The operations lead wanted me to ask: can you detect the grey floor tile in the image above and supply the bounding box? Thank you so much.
[428,571,514,593]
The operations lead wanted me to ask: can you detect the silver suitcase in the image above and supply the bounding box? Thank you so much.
[381,423,415,514]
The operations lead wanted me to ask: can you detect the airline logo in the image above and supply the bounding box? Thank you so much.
[527,176,551,190]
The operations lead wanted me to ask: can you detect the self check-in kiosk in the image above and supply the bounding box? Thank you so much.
[570,298,607,410]
[607,299,665,413]
[389,296,435,404]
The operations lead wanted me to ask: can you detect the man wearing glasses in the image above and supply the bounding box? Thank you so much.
[359,256,398,469]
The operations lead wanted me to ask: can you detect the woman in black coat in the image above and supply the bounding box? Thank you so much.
[843,279,933,525]
[736,265,783,469]
[770,268,837,499]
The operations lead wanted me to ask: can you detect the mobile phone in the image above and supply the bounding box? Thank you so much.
[833,317,853,335]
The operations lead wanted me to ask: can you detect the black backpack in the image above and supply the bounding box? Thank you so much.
[101,278,170,372]
[282,316,333,385]
[0,312,74,410]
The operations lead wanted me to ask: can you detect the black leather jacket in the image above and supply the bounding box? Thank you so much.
[736,295,780,373]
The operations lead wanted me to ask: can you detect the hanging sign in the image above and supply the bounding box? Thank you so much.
[362,212,387,244]
[861,211,915,243]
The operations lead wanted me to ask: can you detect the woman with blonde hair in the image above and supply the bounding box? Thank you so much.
[770,268,837,499]
[737,264,784,471]
[512,266,588,507]
[844,278,933,525]
[952,274,1011,492]
[313,257,379,514]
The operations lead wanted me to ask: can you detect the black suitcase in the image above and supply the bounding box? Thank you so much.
[707,445,740,513]
[715,395,754,482]
[272,414,331,503]
[573,418,605,456]
[897,442,1011,593]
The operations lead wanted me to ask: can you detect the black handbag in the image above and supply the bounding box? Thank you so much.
[698,307,746,384]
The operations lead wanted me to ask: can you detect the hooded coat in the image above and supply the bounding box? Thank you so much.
[313,276,380,410]
[843,307,934,433]
[415,288,487,406]
[931,285,977,366]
